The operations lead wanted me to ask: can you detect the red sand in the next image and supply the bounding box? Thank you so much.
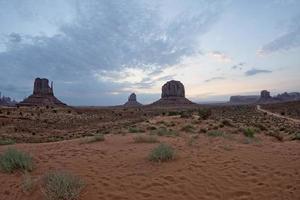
[1,133,299,200]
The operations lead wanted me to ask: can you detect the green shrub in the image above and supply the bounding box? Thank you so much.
[0,138,16,145]
[0,148,33,173]
[133,135,159,143]
[168,111,180,116]
[22,172,34,193]
[243,128,255,138]
[149,143,175,162]
[207,130,224,137]
[83,133,105,143]
[198,108,211,120]
[292,133,300,140]
[42,170,85,200]
[181,124,195,133]
[156,127,178,137]
[128,127,144,133]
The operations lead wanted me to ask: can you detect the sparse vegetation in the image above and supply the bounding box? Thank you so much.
[82,133,105,144]
[22,172,34,193]
[187,135,198,146]
[168,111,180,116]
[0,138,16,145]
[181,124,195,133]
[0,148,33,173]
[155,127,178,137]
[207,130,224,137]
[221,119,234,127]
[133,135,159,143]
[128,127,144,133]
[149,143,175,162]
[42,170,85,200]
[198,108,211,120]
[292,133,300,140]
[267,131,284,141]
[243,128,255,138]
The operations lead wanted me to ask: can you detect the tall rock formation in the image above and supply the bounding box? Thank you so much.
[18,78,66,106]
[124,93,142,107]
[151,80,194,106]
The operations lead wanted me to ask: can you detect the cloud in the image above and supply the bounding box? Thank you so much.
[204,76,225,82]
[231,62,245,70]
[245,68,272,76]
[208,51,232,63]
[0,0,224,104]
[259,14,300,55]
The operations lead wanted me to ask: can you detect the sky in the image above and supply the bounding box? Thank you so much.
[0,0,299,106]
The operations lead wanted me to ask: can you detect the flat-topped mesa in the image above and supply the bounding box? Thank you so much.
[124,93,142,107]
[18,78,67,107]
[151,80,194,106]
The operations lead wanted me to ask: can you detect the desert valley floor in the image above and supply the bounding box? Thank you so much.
[0,103,299,200]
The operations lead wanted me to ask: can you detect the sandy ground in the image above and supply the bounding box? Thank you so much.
[0,132,299,200]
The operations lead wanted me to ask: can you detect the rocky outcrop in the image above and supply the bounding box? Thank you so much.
[229,95,259,104]
[18,78,66,107]
[151,80,194,106]
[275,92,300,102]
[124,93,142,107]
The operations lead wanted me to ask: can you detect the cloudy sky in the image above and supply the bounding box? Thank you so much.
[0,0,299,105]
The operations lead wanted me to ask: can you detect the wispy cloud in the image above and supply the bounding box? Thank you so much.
[208,51,232,63]
[258,14,300,55]
[204,76,225,82]
[245,68,272,76]
[231,62,245,70]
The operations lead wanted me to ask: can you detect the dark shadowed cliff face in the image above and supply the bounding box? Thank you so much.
[18,78,66,107]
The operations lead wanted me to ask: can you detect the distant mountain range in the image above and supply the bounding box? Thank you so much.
[229,91,300,105]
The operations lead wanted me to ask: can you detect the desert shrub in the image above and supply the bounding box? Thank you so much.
[128,127,143,133]
[221,119,234,127]
[207,130,224,137]
[243,128,255,138]
[156,127,178,137]
[0,148,33,173]
[267,132,284,141]
[22,172,34,193]
[147,126,157,130]
[181,124,195,133]
[168,111,180,116]
[42,170,85,200]
[149,143,175,162]
[199,128,207,133]
[85,133,105,143]
[292,133,300,140]
[180,110,193,118]
[133,135,159,143]
[0,138,16,145]
[187,135,198,146]
[256,123,267,131]
[198,108,211,120]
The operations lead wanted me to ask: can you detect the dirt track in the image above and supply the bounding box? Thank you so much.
[257,105,300,124]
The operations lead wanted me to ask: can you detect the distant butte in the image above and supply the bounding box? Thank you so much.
[124,93,142,107]
[18,78,67,107]
[151,80,194,106]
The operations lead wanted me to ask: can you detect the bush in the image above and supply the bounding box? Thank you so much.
[133,135,159,143]
[0,148,33,173]
[149,143,175,162]
[83,134,105,143]
[42,170,85,200]
[156,127,178,137]
[221,119,233,127]
[0,138,16,145]
[181,124,195,133]
[243,128,255,138]
[198,108,211,120]
[207,130,224,137]
[128,127,144,133]
[168,111,180,116]
[180,111,193,118]
[292,133,300,140]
